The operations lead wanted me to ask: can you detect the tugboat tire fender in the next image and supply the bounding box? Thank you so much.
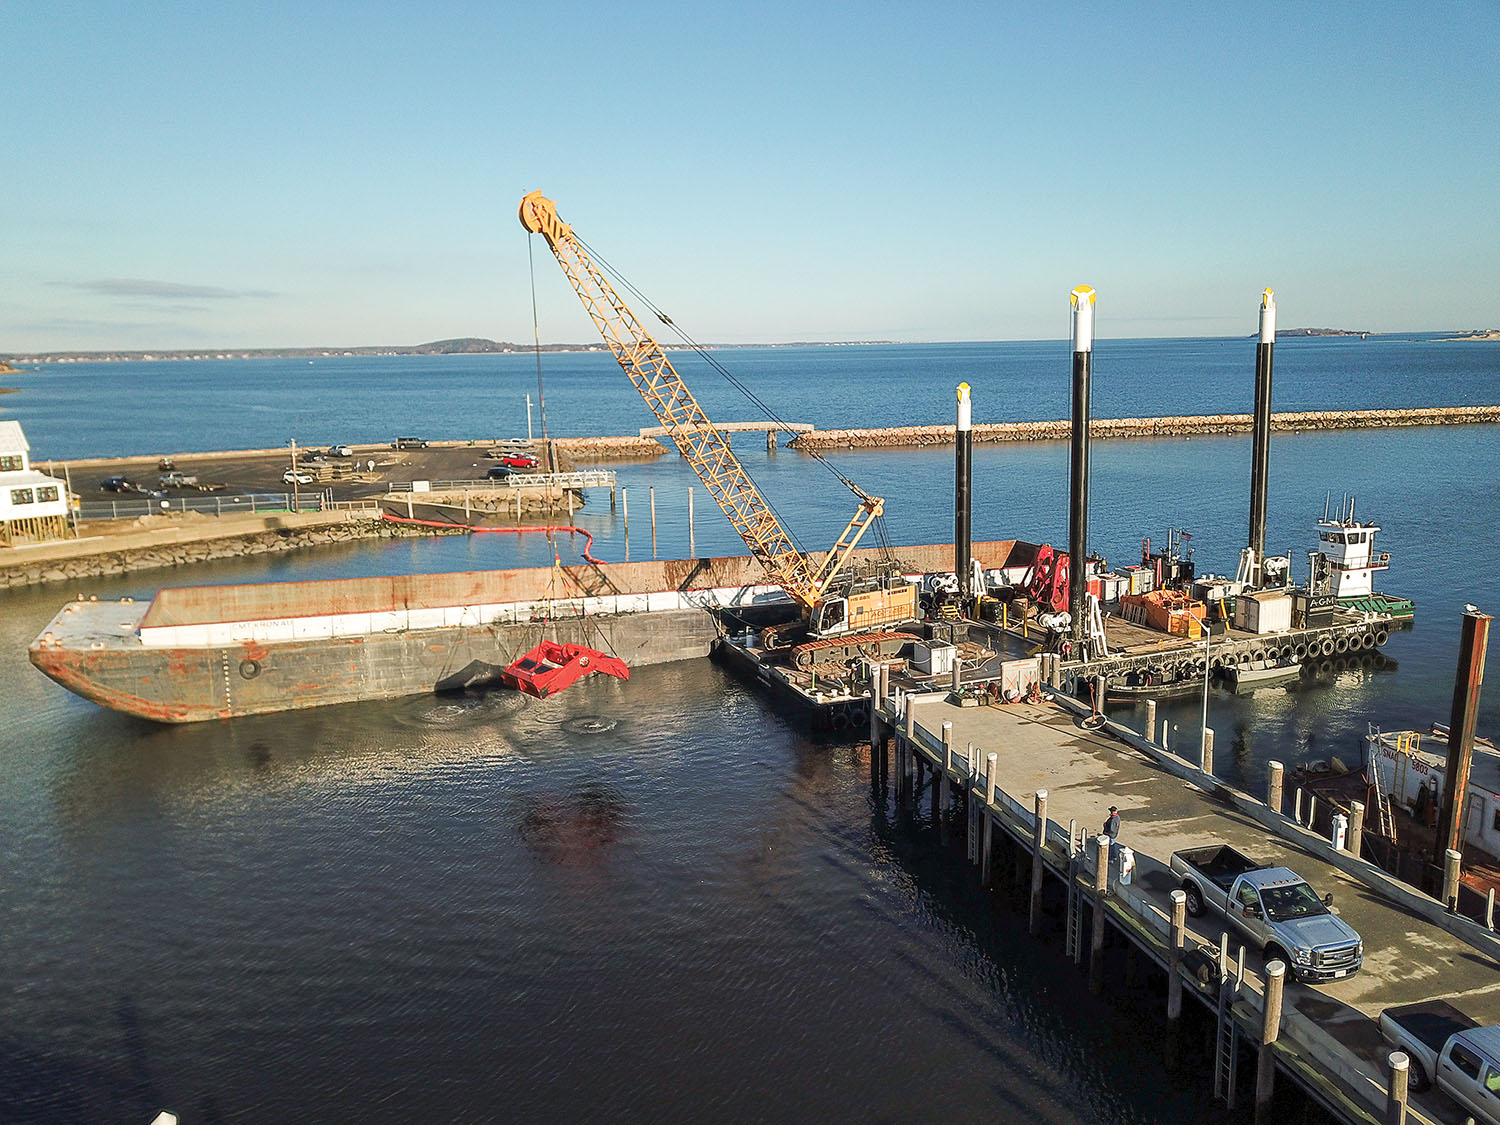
[1359,632,1376,650]
[1293,643,1308,660]
[1375,628,1390,646]
[1319,639,1336,657]
[1334,636,1350,654]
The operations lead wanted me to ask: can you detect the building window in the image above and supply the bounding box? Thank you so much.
[0,455,21,471]
[37,486,59,503]
[10,488,34,505]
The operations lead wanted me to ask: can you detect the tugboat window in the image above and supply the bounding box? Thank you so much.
[11,488,34,505]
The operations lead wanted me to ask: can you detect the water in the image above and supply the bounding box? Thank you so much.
[2,339,1498,1120]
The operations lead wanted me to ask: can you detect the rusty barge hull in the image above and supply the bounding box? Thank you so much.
[30,540,1023,723]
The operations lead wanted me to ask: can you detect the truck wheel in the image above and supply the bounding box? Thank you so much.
[1183,884,1205,918]
[1264,944,1292,978]
[1406,1058,1430,1092]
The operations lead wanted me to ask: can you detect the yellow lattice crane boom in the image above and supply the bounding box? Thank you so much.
[520,190,913,639]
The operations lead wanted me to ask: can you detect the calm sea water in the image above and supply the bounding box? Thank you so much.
[2,339,1498,1120]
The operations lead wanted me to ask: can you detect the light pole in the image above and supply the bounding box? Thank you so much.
[288,438,300,508]
[525,394,533,443]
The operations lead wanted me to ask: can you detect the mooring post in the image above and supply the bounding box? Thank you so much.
[1385,1051,1409,1125]
[1349,800,1366,860]
[1089,834,1110,995]
[1267,760,1283,815]
[1308,794,1318,830]
[1145,698,1157,743]
[1255,961,1286,1122]
[951,661,962,693]
[1168,889,1186,1021]
[622,488,628,535]
[1161,719,1169,751]
[938,721,954,837]
[1201,727,1214,776]
[1293,786,1303,825]
[1094,674,1106,718]
[649,487,657,558]
[1487,888,1495,931]
[1030,789,1049,935]
[1443,848,1462,912]
[982,753,998,886]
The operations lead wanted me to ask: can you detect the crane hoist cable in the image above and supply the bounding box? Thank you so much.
[570,232,900,572]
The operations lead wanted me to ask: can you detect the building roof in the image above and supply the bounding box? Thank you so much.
[0,420,29,453]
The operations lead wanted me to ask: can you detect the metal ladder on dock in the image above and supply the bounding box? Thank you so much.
[1065,823,1084,963]
[1212,939,1246,1107]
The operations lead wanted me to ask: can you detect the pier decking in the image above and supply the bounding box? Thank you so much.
[874,688,1500,1123]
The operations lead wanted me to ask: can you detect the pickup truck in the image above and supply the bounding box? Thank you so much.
[1380,1001,1500,1122]
[158,471,198,488]
[1170,845,1363,984]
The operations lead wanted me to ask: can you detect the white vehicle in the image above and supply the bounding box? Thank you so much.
[283,469,314,485]
[1380,1002,1500,1122]
[328,445,354,458]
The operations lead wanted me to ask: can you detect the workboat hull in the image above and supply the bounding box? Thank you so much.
[30,539,1026,723]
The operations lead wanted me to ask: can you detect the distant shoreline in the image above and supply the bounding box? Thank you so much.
[4,330,1496,366]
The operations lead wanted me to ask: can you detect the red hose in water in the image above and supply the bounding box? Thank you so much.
[380,513,604,564]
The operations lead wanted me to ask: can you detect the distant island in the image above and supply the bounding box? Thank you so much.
[1443,329,1500,342]
[1275,328,1371,338]
[0,361,22,374]
[0,337,896,365]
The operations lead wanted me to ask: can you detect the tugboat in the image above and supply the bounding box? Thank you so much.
[1306,496,1414,620]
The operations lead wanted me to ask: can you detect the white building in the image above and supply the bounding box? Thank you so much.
[0,420,70,545]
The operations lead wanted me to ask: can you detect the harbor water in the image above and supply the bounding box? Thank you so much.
[2,338,1498,1119]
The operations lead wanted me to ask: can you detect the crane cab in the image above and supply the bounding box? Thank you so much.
[810,582,919,639]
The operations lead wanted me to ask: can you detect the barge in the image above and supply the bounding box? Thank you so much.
[29,540,1023,723]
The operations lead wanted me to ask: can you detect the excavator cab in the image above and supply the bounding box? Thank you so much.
[811,597,848,637]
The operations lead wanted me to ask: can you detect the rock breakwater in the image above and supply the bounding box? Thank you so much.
[790,405,1500,451]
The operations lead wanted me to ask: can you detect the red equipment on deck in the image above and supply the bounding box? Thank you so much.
[500,641,629,698]
[1026,544,1071,614]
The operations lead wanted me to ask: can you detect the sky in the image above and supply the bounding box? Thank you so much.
[3,1,1497,351]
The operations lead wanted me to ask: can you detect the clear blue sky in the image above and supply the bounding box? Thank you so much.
[4,1,1496,351]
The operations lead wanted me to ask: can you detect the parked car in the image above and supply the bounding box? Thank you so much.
[498,453,539,469]
[1381,1002,1500,1120]
[1169,845,1362,983]
[157,457,176,471]
[486,465,518,480]
[392,437,429,449]
[283,469,315,485]
[328,444,354,458]
[99,475,142,493]
[300,450,327,464]
[158,472,198,488]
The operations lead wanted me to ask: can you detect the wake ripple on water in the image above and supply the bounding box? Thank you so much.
[387,689,530,730]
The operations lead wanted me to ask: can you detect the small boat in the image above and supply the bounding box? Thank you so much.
[1226,659,1302,694]
[1104,671,1205,704]
[500,641,629,698]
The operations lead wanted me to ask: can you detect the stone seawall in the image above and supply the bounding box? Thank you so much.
[790,405,1500,450]
[1,514,457,589]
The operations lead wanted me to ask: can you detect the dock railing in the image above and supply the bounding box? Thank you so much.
[79,494,382,521]
[387,470,616,492]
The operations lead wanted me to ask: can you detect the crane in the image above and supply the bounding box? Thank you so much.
[519,190,917,658]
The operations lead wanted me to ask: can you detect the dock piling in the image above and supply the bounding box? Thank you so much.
[1255,961,1286,1122]
[1168,890,1186,1021]
[1487,888,1495,931]
[1030,790,1049,935]
[1265,759,1282,815]
[1349,801,1365,859]
[688,486,695,556]
[938,722,953,836]
[982,754,997,885]
[649,487,657,557]
[1089,833,1109,994]
[1443,848,1462,912]
[1145,699,1157,744]
[1201,727,1214,776]
[1385,1051,1409,1125]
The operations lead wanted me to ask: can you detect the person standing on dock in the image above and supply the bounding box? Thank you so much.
[1102,806,1120,843]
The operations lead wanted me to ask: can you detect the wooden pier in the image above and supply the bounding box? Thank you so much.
[867,684,1500,1123]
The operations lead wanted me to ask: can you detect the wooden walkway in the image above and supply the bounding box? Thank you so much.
[874,687,1500,1124]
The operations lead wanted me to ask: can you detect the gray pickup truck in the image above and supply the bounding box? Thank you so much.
[1380,1001,1500,1122]
[1170,844,1363,984]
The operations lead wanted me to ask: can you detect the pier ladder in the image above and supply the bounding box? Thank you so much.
[1065,823,1085,963]
[1213,941,1247,1107]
